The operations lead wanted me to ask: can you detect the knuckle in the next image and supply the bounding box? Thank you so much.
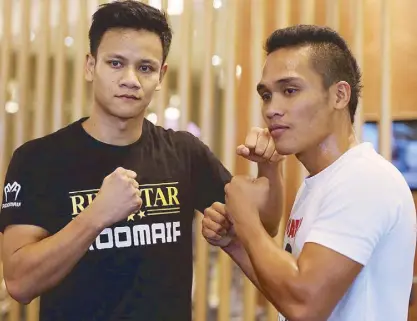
[203,207,210,216]
[115,167,125,174]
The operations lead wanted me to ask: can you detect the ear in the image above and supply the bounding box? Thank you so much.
[85,54,95,82]
[332,81,351,111]
[155,63,168,91]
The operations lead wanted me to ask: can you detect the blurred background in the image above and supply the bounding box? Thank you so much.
[0,0,416,320]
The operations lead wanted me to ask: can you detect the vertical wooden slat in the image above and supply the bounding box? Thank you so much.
[0,0,16,318]
[199,0,214,148]
[380,0,391,160]
[245,0,265,317]
[9,300,21,321]
[217,1,238,320]
[194,213,208,321]
[33,0,51,139]
[14,0,31,150]
[178,0,193,130]
[248,0,265,179]
[352,0,364,138]
[72,0,88,122]
[277,0,290,28]
[155,0,168,126]
[52,0,68,132]
[193,1,214,320]
[26,298,40,321]
[326,0,340,30]
[300,0,315,24]
[0,0,13,183]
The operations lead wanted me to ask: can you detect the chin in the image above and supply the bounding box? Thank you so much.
[108,105,147,120]
[274,141,301,156]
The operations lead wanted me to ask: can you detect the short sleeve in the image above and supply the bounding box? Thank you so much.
[0,146,52,233]
[305,177,397,266]
[186,134,232,213]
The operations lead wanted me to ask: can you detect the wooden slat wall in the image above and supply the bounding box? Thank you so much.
[0,0,12,186]
[0,1,411,321]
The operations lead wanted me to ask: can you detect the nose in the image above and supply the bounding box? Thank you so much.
[120,67,140,89]
[264,97,285,120]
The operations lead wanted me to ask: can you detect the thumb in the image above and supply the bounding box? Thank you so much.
[236,144,250,157]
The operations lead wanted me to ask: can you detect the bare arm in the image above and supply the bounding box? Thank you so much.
[2,166,142,304]
[2,205,103,304]
[257,160,285,236]
[228,219,362,321]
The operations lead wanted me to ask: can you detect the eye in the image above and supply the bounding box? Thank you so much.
[284,88,298,95]
[260,92,272,102]
[139,65,154,73]
[108,60,122,68]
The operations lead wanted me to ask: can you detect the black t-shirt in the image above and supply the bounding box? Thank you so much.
[0,117,231,321]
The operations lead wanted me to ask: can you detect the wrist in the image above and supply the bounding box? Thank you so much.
[258,159,284,177]
[221,236,241,254]
[77,200,107,233]
[233,217,264,248]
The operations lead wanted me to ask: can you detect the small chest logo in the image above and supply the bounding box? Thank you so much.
[285,218,303,239]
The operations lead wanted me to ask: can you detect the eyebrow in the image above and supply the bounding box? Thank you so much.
[256,77,302,92]
[107,54,159,65]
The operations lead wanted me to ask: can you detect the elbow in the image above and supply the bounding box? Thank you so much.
[283,305,315,321]
[271,285,324,321]
[5,278,35,305]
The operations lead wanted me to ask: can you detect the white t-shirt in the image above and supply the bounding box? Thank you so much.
[278,143,416,321]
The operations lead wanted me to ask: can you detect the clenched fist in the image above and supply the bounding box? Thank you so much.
[237,127,284,163]
[91,167,142,227]
[225,176,270,226]
[202,202,235,248]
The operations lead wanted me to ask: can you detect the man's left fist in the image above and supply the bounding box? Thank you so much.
[237,127,283,163]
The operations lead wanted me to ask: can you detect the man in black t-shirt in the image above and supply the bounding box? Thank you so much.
[0,1,284,321]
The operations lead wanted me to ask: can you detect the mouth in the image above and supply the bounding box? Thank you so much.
[268,124,289,138]
[115,95,140,101]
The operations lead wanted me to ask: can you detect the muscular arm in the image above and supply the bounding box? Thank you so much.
[2,204,104,304]
[230,222,362,321]
[257,161,285,236]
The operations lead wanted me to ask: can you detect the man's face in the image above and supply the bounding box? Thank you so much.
[85,28,166,120]
[258,46,335,156]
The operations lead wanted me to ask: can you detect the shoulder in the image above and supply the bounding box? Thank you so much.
[145,120,208,153]
[10,120,81,167]
[321,145,414,226]
[328,144,410,198]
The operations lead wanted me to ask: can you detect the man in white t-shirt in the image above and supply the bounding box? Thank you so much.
[201,25,416,321]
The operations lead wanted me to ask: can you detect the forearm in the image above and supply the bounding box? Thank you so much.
[222,239,261,289]
[5,206,103,303]
[234,220,310,320]
[257,161,285,236]
[222,238,278,305]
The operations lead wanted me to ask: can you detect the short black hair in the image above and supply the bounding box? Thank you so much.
[265,24,362,123]
[89,0,173,63]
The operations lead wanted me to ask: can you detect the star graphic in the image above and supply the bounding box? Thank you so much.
[137,210,146,219]
[127,213,136,222]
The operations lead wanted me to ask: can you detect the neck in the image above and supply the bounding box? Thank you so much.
[82,104,145,146]
[297,127,358,177]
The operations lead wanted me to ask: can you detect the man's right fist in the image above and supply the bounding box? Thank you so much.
[202,202,234,248]
[92,167,142,227]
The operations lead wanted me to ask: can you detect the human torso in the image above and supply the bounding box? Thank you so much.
[33,119,204,321]
[279,143,416,321]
